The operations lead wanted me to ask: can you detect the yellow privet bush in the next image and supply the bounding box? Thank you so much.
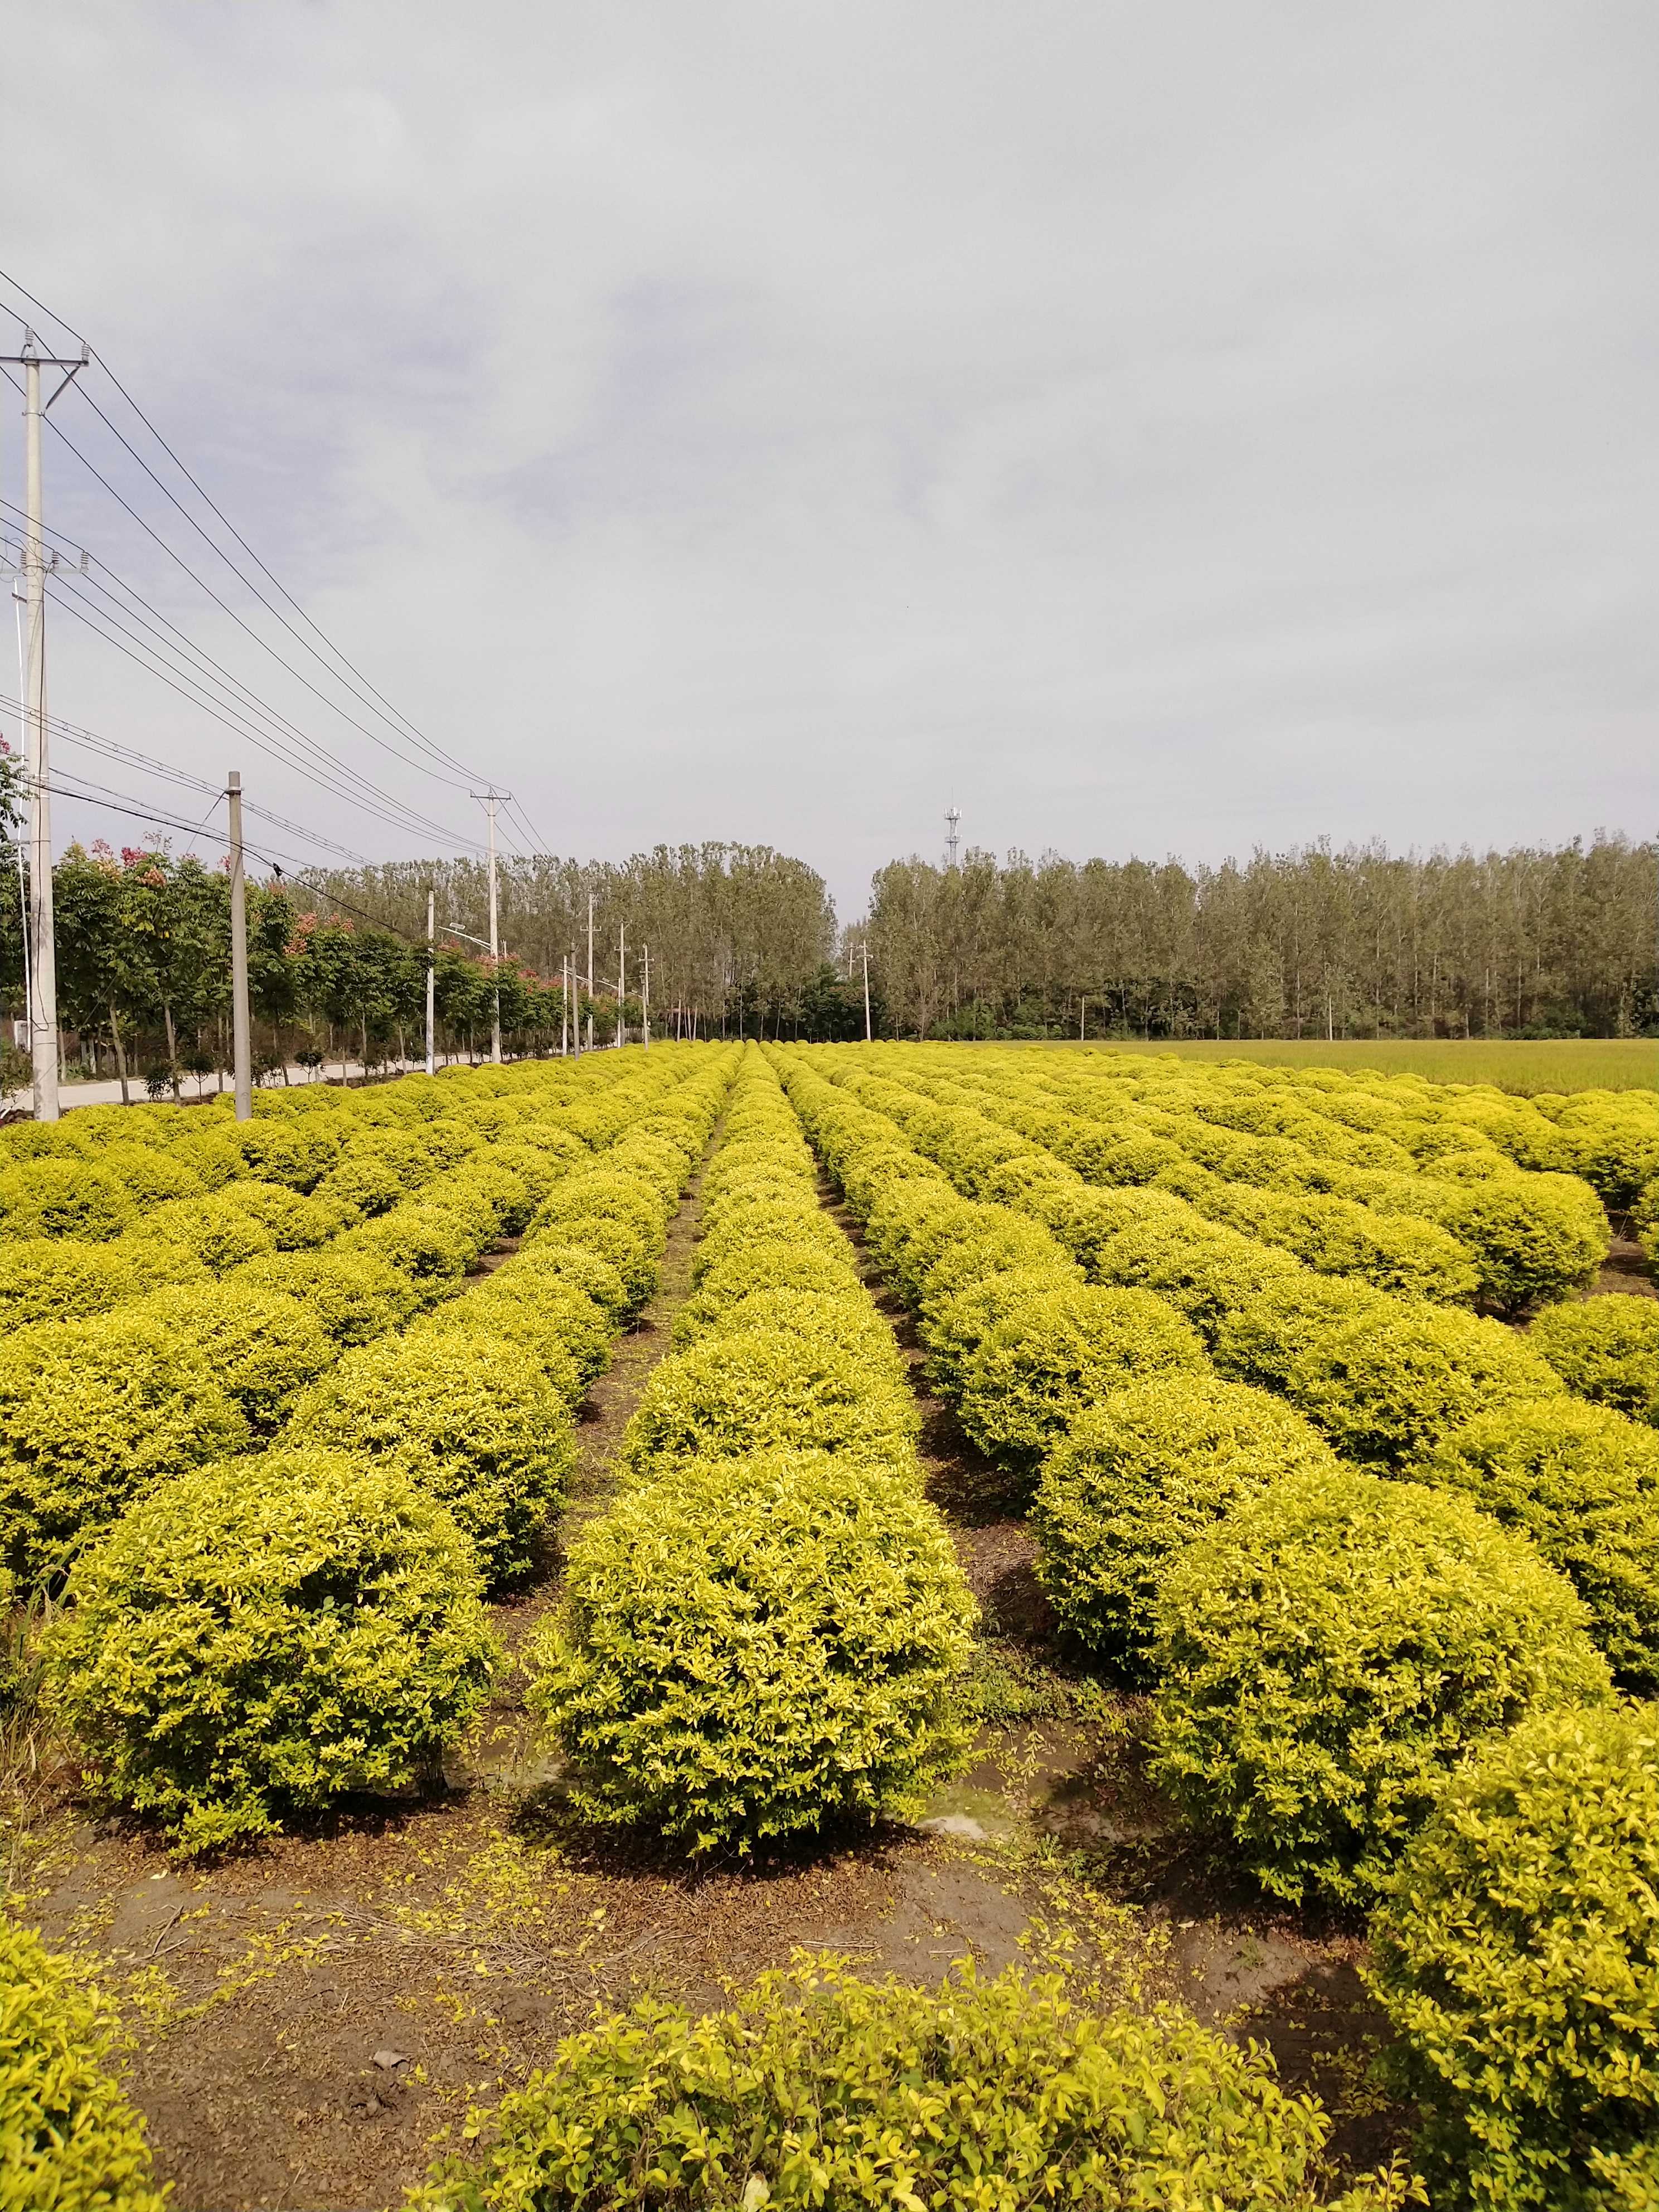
[671,1244,864,1340]
[0,1308,248,1587]
[622,1325,920,1483]
[1528,1295,1659,1423]
[958,1284,1209,1473]
[229,1246,423,1346]
[1281,1301,1568,1468]
[1210,1272,1392,1393]
[673,1287,903,1380]
[286,1333,575,1586]
[0,1915,166,2212]
[1150,1467,1610,1906]
[337,1200,482,1297]
[920,1263,1086,1399]
[1367,1702,1659,2212]
[1088,1219,1304,1340]
[411,1958,1413,2212]
[503,1236,630,1321]
[459,1270,613,1388]
[0,1238,145,1325]
[1415,1398,1659,1686]
[527,1451,976,1852]
[96,1140,205,1207]
[1032,1376,1340,1676]
[0,1159,137,1243]
[48,1448,499,1855]
[1443,1173,1610,1315]
[148,1189,278,1272]
[414,1297,583,1408]
[133,1280,334,1436]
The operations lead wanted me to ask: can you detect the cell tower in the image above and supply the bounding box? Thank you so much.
[944,804,961,869]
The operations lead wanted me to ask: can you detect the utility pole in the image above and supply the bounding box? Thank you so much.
[472,790,506,1064]
[642,943,650,1047]
[227,770,253,1120]
[425,887,436,1076]
[585,895,594,1052]
[569,950,580,1057]
[559,954,568,1056]
[1079,995,1086,1042]
[862,937,872,1042]
[5,334,84,1122]
[616,921,625,1046]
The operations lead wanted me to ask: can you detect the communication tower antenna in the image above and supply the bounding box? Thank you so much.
[945,804,961,869]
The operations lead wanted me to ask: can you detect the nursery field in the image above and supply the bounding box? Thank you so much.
[1050,1035,1659,1093]
[2,1039,1657,2210]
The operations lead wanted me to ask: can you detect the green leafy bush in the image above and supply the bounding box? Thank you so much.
[0,1310,248,1586]
[1553,1099,1659,1207]
[673,1287,903,1380]
[411,1956,1409,2212]
[1445,1173,1610,1315]
[48,1447,498,1854]
[958,1285,1209,1473]
[919,1263,1084,1399]
[227,1116,340,1191]
[134,1281,334,1435]
[1368,1701,1658,2211]
[0,1160,137,1243]
[1033,1377,1339,1676]
[672,1244,864,1340]
[286,1332,574,1584]
[312,1149,408,1222]
[230,1246,423,1346]
[414,1294,583,1407]
[469,1269,613,1385]
[1529,1296,1659,1423]
[623,1326,920,1482]
[149,1190,277,1272]
[97,1140,206,1207]
[502,1237,629,1321]
[1150,1466,1609,1905]
[0,1238,145,1325]
[530,1451,974,1852]
[1211,1273,1392,1394]
[338,1201,481,1298]
[1282,1301,1566,1468]
[1416,1398,1659,1685]
[0,1914,166,2210]
[1089,1221,1304,1340]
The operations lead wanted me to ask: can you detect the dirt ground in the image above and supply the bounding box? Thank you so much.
[24,1133,1642,2205]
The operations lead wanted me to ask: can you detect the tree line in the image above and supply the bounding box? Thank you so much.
[7,820,1652,1088]
[864,837,1659,1042]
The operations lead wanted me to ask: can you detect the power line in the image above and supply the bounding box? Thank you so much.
[0,268,502,788]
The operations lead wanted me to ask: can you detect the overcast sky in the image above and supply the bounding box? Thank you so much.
[3,2,1653,916]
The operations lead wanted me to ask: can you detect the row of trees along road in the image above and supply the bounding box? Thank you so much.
[864,837,1659,1042]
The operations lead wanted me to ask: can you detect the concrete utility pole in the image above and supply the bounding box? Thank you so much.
[5,334,85,1122]
[1079,995,1086,1042]
[425,887,436,1076]
[473,790,506,1064]
[642,943,650,1047]
[569,949,580,1057]
[862,937,872,1042]
[585,896,594,1053]
[616,922,625,1046]
[227,770,253,1120]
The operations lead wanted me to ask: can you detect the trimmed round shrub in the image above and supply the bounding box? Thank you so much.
[917,1214,1070,1308]
[0,1914,166,2210]
[1150,1467,1611,1905]
[446,1156,536,1236]
[415,1296,583,1407]
[531,1212,659,1310]
[502,1236,629,1320]
[468,1269,614,1386]
[229,1246,423,1346]
[1282,1301,1566,1468]
[1529,1296,1659,1423]
[1368,1701,1659,2211]
[1090,1221,1304,1341]
[1211,1273,1391,1394]
[312,1150,408,1222]
[0,1238,144,1325]
[286,1332,575,1585]
[1033,1377,1339,1676]
[672,1244,862,1340]
[528,1451,976,1852]
[135,1280,335,1435]
[0,1160,136,1243]
[0,1311,248,1587]
[690,1206,843,1294]
[623,1327,920,1482]
[674,1287,902,1377]
[48,1447,498,1855]
[1446,1173,1610,1316]
[96,1141,206,1207]
[1416,1398,1659,1686]
[338,1201,481,1297]
[411,1957,1407,2212]
[1554,1101,1659,1207]
[920,1262,1084,1399]
[958,1285,1209,1473]
[227,1116,339,1191]
[148,1190,276,1272]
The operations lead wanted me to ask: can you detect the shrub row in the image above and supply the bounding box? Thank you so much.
[875,1046,1613,1315]
[783,1044,1656,2210]
[31,1047,740,1853]
[526,1045,977,1855]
